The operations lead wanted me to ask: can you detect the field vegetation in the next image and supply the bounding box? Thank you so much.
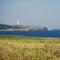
[0,35,60,60]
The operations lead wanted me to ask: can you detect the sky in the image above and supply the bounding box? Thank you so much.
[0,0,60,29]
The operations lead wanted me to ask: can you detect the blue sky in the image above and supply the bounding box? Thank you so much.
[0,0,60,29]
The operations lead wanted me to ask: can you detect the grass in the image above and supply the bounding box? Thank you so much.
[0,35,60,60]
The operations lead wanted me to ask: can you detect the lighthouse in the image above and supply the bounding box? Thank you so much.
[17,20,20,26]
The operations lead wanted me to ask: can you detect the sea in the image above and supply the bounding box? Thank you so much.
[0,30,60,38]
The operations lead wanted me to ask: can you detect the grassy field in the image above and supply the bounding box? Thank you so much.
[0,35,60,60]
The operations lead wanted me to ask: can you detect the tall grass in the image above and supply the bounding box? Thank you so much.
[0,35,60,60]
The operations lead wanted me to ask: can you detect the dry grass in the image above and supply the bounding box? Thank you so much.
[0,35,60,60]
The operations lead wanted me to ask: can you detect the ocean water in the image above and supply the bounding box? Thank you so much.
[0,30,60,37]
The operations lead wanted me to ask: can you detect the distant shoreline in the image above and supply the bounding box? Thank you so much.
[0,29,30,31]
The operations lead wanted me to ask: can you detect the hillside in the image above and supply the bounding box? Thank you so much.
[0,24,48,30]
[0,24,22,30]
[0,24,13,30]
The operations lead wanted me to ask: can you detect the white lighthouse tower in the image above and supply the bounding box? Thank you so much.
[17,20,20,26]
